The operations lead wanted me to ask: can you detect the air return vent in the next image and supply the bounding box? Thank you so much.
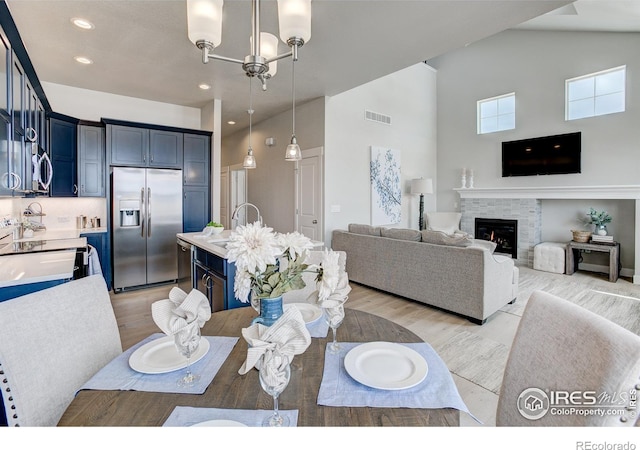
[365,110,392,125]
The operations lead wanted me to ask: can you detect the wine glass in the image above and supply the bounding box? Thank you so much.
[259,363,291,427]
[323,306,344,354]
[175,327,201,387]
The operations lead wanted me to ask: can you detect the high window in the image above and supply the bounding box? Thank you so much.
[566,66,626,120]
[477,93,515,134]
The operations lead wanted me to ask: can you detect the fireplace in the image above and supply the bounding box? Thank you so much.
[475,218,518,259]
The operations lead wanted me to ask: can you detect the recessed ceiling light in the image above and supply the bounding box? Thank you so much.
[74,56,93,65]
[71,17,94,30]
[198,83,211,90]
[227,121,236,125]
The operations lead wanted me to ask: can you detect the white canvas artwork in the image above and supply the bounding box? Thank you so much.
[370,146,401,225]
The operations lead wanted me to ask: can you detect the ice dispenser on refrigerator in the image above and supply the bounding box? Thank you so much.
[119,200,140,227]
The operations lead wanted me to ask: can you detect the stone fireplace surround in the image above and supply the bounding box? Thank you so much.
[454,185,640,285]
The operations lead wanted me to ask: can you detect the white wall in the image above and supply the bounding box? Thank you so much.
[42,82,202,129]
[222,97,325,234]
[430,30,640,269]
[324,63,438,245]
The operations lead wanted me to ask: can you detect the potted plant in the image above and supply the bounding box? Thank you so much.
[587,208,612,236]
[204,221,224,235]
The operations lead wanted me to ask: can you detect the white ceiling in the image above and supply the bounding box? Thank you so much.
[6,0,638,136]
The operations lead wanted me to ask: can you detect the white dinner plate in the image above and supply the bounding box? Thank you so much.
[129,335,210,374]
[191,420,247,427]
[285,303,322,324]
[344,342,428,390]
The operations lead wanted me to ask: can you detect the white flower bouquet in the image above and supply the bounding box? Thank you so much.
[226,222,341,303]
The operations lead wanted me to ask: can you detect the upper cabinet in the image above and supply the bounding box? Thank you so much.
[49,115,78,197]
[149,129,183,168]
[108,123,182,169]
[78,124,105,197]
[0,6,51,197]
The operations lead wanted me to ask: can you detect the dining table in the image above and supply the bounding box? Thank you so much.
[57,306,461,426]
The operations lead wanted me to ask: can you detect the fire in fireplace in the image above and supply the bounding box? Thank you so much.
[475,218,518,258]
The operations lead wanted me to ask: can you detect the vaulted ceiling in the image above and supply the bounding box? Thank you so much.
[7,1,638,135]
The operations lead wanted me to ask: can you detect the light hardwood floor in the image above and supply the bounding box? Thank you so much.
[109,267,640,427]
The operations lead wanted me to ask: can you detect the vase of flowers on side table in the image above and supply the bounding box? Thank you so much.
[587,208,612,236]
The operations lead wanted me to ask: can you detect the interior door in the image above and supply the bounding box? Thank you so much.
[229,163,247,228]
[296,147,323,241]
[220,167,229,229]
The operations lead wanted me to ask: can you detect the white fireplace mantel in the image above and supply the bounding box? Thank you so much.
[454,185,640,200]
[454,185,640,285]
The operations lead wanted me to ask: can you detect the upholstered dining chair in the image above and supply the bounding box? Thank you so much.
[0,275,122,426]
[496,290,640,426]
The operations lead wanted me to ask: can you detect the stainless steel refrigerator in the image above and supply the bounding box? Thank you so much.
[112,167,182,291]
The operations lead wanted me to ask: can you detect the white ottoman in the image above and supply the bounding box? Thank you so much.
[534,242,566,274]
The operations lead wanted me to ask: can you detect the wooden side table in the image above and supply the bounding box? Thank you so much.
[566,241,620,282]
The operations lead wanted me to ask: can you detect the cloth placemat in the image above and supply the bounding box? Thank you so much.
[163,406,299,427]
[79,333,238,395]
[317,341,479,422]
[306,315,328,338]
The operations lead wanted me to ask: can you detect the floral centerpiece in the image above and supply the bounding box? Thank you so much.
[225,222,340,304]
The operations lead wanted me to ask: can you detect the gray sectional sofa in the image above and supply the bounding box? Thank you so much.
[331,224,519,324]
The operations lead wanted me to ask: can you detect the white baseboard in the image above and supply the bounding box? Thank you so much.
[578,262,634,279]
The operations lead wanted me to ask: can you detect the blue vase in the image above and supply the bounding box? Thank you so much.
[251,296,284,327]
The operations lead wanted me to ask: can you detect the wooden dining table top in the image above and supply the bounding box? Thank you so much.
[58,306,460,427]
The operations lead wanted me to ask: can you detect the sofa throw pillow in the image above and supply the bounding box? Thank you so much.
[348,223,382,236]
[380,227,422,241]
[426,212,462,235]
[421,229,473,247]
[469,239,497,253]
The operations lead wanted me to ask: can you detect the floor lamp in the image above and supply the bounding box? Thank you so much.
[411,178,433,230]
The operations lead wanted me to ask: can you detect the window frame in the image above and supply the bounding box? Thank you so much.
[565,65,626,121]
[477,92,515,135]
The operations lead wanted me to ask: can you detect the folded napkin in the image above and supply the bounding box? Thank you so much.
[238,306,311,388]
[163,406,298,427]
[152,288,211,348]
[309,269,351,327]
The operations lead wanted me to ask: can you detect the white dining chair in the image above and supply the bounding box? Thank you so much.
[0,275,122,426]
[496,290,640,426]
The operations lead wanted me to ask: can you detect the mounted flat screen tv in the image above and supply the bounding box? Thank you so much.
[502,132,581,177]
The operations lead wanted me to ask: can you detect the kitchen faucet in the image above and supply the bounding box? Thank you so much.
[231,202,263,227]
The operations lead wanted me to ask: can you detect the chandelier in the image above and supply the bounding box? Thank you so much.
[187,0,311,165]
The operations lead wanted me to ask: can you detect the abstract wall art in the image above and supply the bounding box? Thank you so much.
[370,146,401,225]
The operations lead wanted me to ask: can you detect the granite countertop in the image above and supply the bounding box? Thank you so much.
[13,227,107,242]
[177,231,231,259]
[0,250,76,287]
[177,230,325,259]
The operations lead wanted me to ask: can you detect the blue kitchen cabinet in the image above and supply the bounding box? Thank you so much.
[182,133,210,232]
[192,246,246,311]
[183,186,209,233]
[107,123,182,169]
[49,115,78,197]
[81,231,111,290]
[78,124,105,197]
[149,129,182,169]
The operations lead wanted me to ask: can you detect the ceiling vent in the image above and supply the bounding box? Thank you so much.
[365,110,392,125]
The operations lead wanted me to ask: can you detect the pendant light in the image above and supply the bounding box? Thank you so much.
[243,77,257,169]
[284,56,301,161]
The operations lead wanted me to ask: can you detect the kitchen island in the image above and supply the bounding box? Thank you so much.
[176,231,247,312]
